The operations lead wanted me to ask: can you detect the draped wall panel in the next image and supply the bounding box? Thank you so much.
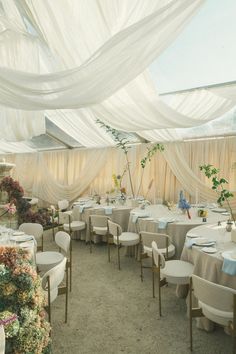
[3,138,235,209]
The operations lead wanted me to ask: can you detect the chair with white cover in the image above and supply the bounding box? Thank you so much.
[190,275,236,353]
[58,199,69,212]
[19,222,44,251]
[36,231,72,291]
[62,205,86,240]
[139,231,176,281]
[42,257,68,324]
[89,214,110,254]
[152,241,194,316]
[108,220,139,270]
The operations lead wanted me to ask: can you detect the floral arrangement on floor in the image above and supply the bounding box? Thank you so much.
[178,190,191,219]
[0,176,50,226]
[0,246,51,353]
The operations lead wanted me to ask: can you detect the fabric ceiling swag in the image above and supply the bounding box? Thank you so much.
[0,0,204,110]
[0,12,45,141]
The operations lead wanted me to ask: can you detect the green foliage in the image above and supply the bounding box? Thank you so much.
[140,143,164,169]
[96,119,130,154]
[199,164,234,210]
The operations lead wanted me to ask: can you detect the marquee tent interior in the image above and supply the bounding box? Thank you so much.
[1,1,236,354]
[0,0,235,209]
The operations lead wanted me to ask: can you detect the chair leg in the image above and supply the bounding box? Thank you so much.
[108,239,111,262]
[140,254,144,282]
[158,268,162,317]
[69,263,72,292]
[190,277,193,351]
[117,245,121,270]
[152,266,155,298]
[65,263,69,323]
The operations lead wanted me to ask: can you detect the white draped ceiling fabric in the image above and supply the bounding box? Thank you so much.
[0,0,235,144]
[0,0,235,208]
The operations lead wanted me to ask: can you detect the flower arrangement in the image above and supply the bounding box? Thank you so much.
[0,176,50,227]
[178,190,191,219]
[0,246,51,353]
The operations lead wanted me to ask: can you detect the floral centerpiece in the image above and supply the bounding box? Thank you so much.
[178,190,191,219]
[0,176,50,227]
[0,246,51,353]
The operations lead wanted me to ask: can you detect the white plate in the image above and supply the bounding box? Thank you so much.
[12,231,25,236]
[201,247,218,254]
[187,234,200,238]
[10,235,34,242]
[222,250,236,261]
[194,238,216,246]
[211,208,227,213]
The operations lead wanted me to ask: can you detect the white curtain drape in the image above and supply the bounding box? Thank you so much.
[4,138,235,208]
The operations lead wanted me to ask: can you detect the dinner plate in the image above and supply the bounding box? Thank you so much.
[194,238,216,246]
[187,234,200,238]
[12,231,25,236]
[211,208,227,213]
[10,235,34,242]
[221,250,236,261]
[201,247,218,254]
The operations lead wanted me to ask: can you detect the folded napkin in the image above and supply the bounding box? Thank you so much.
[185,239,197,249]
[79,206,85,213]
[132,214,138,223]
[222,258,236,276]
[157,217,173,229]
[103,206,113,215]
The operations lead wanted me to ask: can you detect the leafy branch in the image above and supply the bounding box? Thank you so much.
[96,119,134,197]
[97,119,164,199]
[137,143,164,196]
[199,164,235,223]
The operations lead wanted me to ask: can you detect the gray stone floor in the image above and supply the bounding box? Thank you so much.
[43,231,232,354]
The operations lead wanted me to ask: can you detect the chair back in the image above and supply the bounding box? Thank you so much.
[108,220,122,237]
[58,200,69,211]
[55,231,71,254]
[58,211,70,224]
[42,257,67,295]
[72,205,82,221]
[151,241,166,269]
[192,274,236,312]
[19,222,43,241]
[90,215,110,228]
[140,231,170,249]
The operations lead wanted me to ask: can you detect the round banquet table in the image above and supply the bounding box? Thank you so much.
[178,222,236,331]
[127,204,229,258]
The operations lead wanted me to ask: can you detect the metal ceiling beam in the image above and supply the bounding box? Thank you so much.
[159,79,236,96]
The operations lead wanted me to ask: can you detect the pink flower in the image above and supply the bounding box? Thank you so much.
[4,203,16,215]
